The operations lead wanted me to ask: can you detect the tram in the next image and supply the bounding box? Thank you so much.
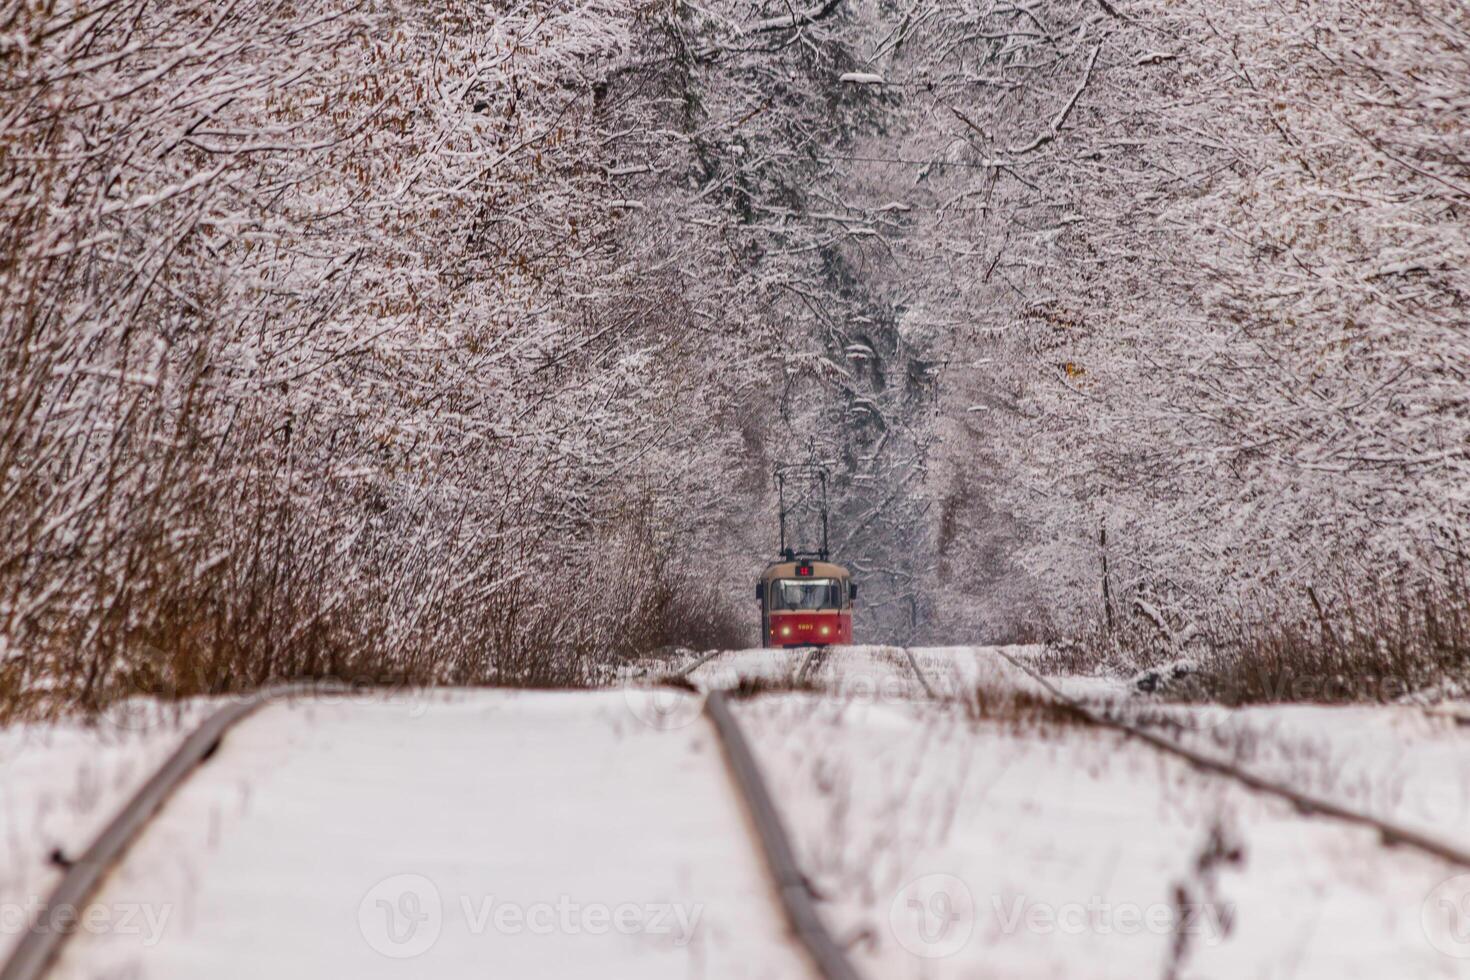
[757,464,856,648]
[758,556,855,647]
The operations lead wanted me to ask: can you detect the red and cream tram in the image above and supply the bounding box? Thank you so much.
[757,558,855,647]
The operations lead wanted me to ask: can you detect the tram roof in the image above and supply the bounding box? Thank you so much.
[760,559,850,581]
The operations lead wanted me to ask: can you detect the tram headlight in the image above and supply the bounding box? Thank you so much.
[780,625,792,637]
[820,625,831,636]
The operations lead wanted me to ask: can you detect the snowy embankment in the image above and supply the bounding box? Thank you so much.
[690,645,1470,858]
[685,644,1037,699]
[40,691,806,980]
[4,646,1468,978]
[734,691,1464,979]
[1129,704,1470,854]
[0,702,210,965]
[1028,665,1470,855]
[685,645,1470,978]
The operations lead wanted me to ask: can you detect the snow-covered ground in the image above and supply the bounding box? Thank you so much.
[680,644,1045,702]
[1138,705,1470,851]
[734,692,1468,979]
[1029,668,1470,855]
[683,645,910,696]
[0,700,213,965]
[684,645,1470,976]
[43,690,807,979]
[5,647,1468,978]
[692,645,1470,860]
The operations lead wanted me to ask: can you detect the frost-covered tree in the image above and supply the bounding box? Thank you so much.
[2,0,1463,708]
[840,0,1469,643]
[0,0,760,706]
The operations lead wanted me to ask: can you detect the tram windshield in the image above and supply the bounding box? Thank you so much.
[770,578,842,611]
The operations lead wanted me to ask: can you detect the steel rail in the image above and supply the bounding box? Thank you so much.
[899,647,937,698]
[0,683,324,980]
[796,646,829,685]
[978,648,1470,871]
[704,690,865,980]
[674,647,728,679]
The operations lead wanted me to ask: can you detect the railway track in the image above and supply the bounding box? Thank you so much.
[703,690,863,980]
[670,647,863,980]
[671,645,729,679]
[796,646,830,685]
[19,643,1459,980]
[683,644,1470,874]
[953,648,1470,872]
[4,672,865,980]
[0,684,323,980]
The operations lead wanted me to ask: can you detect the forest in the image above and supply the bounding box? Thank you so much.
[1,0,1465,710]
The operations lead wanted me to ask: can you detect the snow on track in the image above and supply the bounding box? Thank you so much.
[992,655,1470,857]
[47,690,811,980]
[0,702,213,965]
[734,693,1467,979]
[674,646,1470,976]
[690,645,1470,862]
[1177,704,1470,850]
[24,646,1469,978]
[680,644,1050,705]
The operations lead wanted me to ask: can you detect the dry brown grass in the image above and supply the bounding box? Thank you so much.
[1056,563,1470,706]
[0,490,748,721]
[963,684,1090,734]
[725,673,824,700]
[0,2,752,724]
